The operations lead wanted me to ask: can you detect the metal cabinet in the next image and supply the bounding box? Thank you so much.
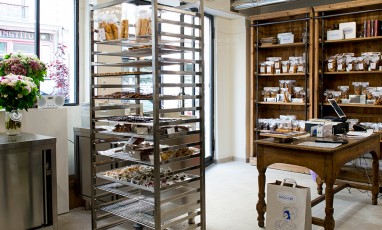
[0,133,57,230]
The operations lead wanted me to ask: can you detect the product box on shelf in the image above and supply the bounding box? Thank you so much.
[339,22,356,39]
[327,30,344,40]
[349,95,366,104]
[277,32,294,44]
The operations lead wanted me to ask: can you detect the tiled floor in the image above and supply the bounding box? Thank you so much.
[52,161,382,229]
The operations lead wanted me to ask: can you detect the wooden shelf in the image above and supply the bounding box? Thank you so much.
[255,42,306,49]
[257,73,306,77]
[323,36,382,44]
[323,103,382,108]
[259,102,308,106]
[323,71,382,75]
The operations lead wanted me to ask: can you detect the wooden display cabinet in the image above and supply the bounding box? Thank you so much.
[249,8,314,160]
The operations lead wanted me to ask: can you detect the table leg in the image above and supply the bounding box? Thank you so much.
[257,168,266,227]
[324,181,335,230]
[371,151,379,205]
[316,176,323,195]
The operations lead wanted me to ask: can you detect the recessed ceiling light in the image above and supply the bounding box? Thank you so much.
[232,0,297,10]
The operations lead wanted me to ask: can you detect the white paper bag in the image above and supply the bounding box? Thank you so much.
[266,179,312,230]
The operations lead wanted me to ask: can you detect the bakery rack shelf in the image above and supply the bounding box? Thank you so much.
[97,171,200,193]
[90,0,205,229]
[92,72,152,77]
[97,182,150,202]
[94,117,199,127]
[92,97,153,100]
[255,42,305,49]
[93,104,142,111]
[97,147,201,166]
[92,45,187,57]
[99,199,156,229]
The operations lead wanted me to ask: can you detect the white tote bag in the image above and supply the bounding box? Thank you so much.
[266,179,312,230]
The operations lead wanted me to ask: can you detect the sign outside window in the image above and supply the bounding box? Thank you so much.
[0,29,51,42]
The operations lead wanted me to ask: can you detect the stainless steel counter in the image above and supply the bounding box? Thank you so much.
[0,132,57,230]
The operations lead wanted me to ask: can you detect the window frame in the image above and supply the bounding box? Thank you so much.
[34,0,79,106]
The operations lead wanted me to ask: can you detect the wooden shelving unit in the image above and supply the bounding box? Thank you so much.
[314,1,382,123]
[249,8,314,160]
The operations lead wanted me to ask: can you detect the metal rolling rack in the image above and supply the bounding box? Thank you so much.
[89,0,205,229]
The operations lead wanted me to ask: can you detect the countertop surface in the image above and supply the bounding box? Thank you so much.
[0,132,56,150]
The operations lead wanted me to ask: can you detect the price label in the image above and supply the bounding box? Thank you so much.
[167,127,176,134]
[98,28,106,41]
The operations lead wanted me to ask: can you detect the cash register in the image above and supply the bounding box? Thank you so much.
[305,99,349,135]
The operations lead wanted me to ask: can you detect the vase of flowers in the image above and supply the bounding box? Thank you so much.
[0,53,46,85]
[0,53,45,135]
[0,74,40,135]
[4,109,22,135]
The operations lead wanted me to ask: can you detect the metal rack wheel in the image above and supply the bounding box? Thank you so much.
[133,223,143,230]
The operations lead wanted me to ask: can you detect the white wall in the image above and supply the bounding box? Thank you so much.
[214,17,234,161]
[214,16,249,162]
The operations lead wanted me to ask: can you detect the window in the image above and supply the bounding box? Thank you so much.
[0,0,79,105]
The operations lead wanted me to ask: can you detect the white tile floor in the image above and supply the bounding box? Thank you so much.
[52,161,382,229]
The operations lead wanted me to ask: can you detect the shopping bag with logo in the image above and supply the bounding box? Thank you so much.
[266,178,312,230]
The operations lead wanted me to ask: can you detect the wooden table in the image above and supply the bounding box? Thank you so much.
[255,134,380,230]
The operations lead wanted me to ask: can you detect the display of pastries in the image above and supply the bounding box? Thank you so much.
[102,165,187,187]
[160,147,194,161]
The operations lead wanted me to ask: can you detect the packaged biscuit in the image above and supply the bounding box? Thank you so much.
[98,14,119,41]
[332,91,342,103]
[373,92,382,105]
[352,82,362,95]
[297,57,305,73]
[281,61,289,73]
[136,10,151,37]
[336,56,346,72]
[327,56,337,72]
[260,62,266,74]
[356,57,366,71]
[289,57,299,73]
[293,87,304,98]
[338,86,349,99]
[120,19,129,39]
[369,53,381,71]
[267,57,282,74]
[262,87,279,101]
[366,87,377,100]
[280,88,291,102]
[324,89,334,102]
[265,61,275,74]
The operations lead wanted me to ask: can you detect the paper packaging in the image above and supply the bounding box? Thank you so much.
[266,179,312,230]
[327,30,344,40]
[339,22,356,39]
[317,124,333,137]
[277,32,294,44]
[349,95,366,104]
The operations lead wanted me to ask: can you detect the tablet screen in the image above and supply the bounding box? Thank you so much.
[328,99,346,118]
